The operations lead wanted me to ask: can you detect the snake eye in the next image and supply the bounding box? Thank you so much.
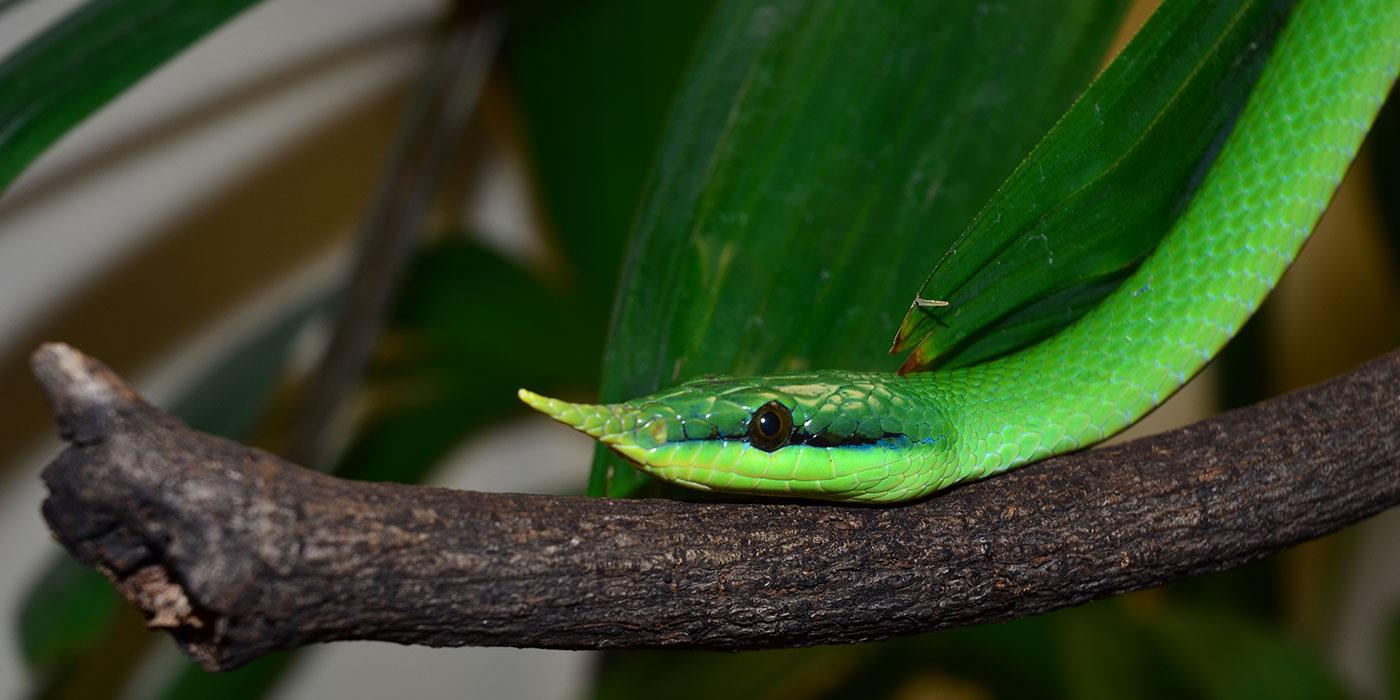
[748,401,792,452]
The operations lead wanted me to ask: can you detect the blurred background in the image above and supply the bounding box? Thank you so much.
[1,0,1397,698]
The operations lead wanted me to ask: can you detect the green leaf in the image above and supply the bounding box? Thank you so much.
[0,0,262,193]
[1144,606,1348,700]
[16,558,121,674]
[334,238,597,484]
[894,0,1294,371]
[1370,81,1400,281]
[506,0,722,499]
[594,0,1128,497]
[506,0,717,305]
[152,653,295,700]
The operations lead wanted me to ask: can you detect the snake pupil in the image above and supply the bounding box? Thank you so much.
[748,401,792,452]
[758,412,779,436]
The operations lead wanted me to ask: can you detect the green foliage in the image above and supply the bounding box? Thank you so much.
[594,0,1127,497]
[506,0,718,302]
[17,559,120,674]
[152,653,296,700]
[895,0,1294,370]
[0,0,263,193]
[1144,607,1349,699]
[335,238,595,484]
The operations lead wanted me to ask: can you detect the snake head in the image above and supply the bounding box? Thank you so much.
[519,372,951,502]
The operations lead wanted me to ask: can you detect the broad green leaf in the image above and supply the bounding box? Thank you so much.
[0,0,262,194]
[505,0,717,307]
[594,0,1127,496]
[894,0,1294,371]
[506,0,722,499]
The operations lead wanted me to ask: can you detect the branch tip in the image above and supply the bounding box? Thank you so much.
[30,342,143,444]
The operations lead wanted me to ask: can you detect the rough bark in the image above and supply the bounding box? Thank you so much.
[33,342,1400,671]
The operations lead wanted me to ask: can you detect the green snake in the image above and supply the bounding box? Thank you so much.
[521,1,1400,503]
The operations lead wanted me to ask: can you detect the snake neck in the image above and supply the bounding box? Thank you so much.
[928,0,1400,485]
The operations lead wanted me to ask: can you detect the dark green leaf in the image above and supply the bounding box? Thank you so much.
[894,0,1294,371]
[153,653,295,700]
[16,558,120,673]
[1369,84,1400,281]
[506,0,717,304]
[1144,606,1348,700]
[594,0,1127,496]
[0,0,262,193]
[334,237,597,484]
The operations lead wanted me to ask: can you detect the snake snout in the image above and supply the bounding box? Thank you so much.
[517,389,637,444]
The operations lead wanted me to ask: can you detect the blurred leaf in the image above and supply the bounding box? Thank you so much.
[1157,557,1282,627]
[506,0,717,304]
[0,0,34,18]
[1370,85,1400,278]
[816,605,1188,700]
[894,0,1294,371]
[0,0,262,193]
[170,294,329,438]
[1388,606,1400,700]
[819,618,1069,700]
[1145,606,1348,700]
[593,646,870,700]
[16,558,120,674]
[594,0,1128,497]
[335,237,597,483]
[152,653,295,700]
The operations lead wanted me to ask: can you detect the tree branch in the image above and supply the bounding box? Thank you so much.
[33,342,1400,672]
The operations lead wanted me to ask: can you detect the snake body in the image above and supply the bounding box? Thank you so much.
[522,1,1400,503]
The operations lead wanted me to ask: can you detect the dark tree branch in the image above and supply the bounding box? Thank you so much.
[33,342,1400,672]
